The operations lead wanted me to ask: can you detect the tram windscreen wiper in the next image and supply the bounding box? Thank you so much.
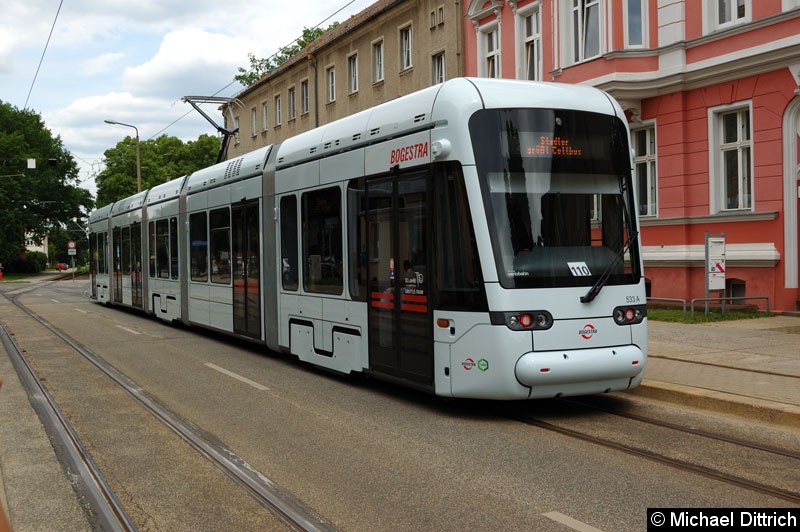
[580,230,639,304]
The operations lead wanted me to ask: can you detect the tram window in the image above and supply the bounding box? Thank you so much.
[302,186,343,295]
[148,222,156,277]
[434,163,487,310]
[156,219,169,279]
[122,226,131,276]
[170,217,179,279]
[190,212,208,282]
[97,232,107,274]
[347,179,367,301]
[90,232,98,274]
[210,207,231,284]
[280,195,298,291]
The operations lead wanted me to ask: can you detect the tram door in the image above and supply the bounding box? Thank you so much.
[112,227,123,303]
[367,173,433,387]
[232,202,261,338]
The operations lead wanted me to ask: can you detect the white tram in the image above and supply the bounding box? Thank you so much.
[89,78,647,400]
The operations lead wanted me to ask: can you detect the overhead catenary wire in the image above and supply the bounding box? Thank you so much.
[24,0,65,110]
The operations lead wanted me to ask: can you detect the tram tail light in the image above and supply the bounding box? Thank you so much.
[613,304,646,325]
[490,311,553,331]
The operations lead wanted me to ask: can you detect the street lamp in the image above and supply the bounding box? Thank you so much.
[104,119,141,193]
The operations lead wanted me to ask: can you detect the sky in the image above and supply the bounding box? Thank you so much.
[0,0,373,200]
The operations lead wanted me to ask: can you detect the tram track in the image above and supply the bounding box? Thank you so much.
[508,398,800,504]
[1,281,334,531]
[648,354,800,379]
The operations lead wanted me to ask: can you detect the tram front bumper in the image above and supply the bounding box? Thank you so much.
[515,345,645,398]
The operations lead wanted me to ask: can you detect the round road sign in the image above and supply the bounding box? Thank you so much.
[67,240,77,249]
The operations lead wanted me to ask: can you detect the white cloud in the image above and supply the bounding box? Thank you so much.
[83,52,125,76]
[123,29,251,98]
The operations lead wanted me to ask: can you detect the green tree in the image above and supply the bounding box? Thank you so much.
[0,101,93,272]
[94,133,220,206]
[234,24,338,86]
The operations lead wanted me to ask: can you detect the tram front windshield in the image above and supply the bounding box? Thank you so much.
[469,108,641,289]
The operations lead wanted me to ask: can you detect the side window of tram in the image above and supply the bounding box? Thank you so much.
[156,219,170,279]
[280,195,298,291]
[302,187,343,295]
[210,207,231,284]
[148,222,156,277]
[190,212,208,282]
[170,217,179,279]
[347,179,367,301]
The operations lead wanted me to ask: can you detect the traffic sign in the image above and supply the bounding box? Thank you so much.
[67,240,77,250]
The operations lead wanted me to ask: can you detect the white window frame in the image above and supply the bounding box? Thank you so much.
[348,53,359,94]
[708,102,754,213]
[623,0,647,48]
[400,25,413,71]
[703,0,751,34]
[631,122,658,217]
[300,80,309,115]
[516,3,541,81]
[564,0,603,64]
[261,102,268,132]
[250,107,257,137]
[478,22,500,78]
[326,66,336,103]
[233,116,240,144]
[274,95,281,126]
[288,87,296,120]
[432,51,445,84]
[372,39,384,83]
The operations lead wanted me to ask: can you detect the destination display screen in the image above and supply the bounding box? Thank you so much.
[524,134,584,157]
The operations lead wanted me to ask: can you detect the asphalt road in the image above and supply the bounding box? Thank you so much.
[2,278,797,531]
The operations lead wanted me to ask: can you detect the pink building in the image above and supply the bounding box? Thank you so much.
[464,0,800,312]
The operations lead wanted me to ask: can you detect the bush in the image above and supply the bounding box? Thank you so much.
[9,251,49,273]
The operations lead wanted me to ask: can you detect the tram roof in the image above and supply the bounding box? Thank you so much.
[145,175,188,206]
[185,145,272,195]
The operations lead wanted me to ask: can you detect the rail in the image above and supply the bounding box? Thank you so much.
[690,296,770,320]
[646,297,687,320]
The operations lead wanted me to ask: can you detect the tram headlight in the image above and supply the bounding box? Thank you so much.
[613,304,646,325]
[491,311,553,331]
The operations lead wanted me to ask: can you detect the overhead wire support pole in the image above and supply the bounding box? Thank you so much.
[181,96,242,164]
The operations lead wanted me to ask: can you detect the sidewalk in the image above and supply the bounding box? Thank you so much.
[633,314,800,428]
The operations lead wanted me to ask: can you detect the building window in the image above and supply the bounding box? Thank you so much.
[519,6,541,80]
[437,5,445,25]
[250,107,257,137]
[571,0,601,62]
[288,87,296,120]
[625,0,645,47]
[326,66,336,103]
[632,124,657,217]
[233,116,240,144]
[717,0,747,26]
[430,11,436,28]
[716,107,752,211]
[348,53,358,94]
[261,103,268,131]
[482,26,499,78]
[432,52,445,84]
[300,80,309,115]
[400,25,413,70]
[274,95,281,126]
[372,39,384,83]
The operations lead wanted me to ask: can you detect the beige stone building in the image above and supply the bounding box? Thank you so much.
[225,0,464,158]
